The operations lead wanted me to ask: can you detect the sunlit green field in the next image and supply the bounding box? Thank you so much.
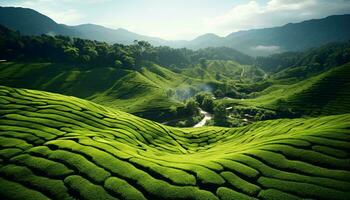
[0,62,194,121]
[1,85,349,200]
[220,62,350,116]
[0,60,265,123]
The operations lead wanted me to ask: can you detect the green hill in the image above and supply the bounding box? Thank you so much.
[0,62,199,121]
[228,62,350,116]
[0,24,259,124]
[0,85,349,200]
[272,63,350,115]
[0,59,265,123]
[255,41,350,75]
[181,60,265,83]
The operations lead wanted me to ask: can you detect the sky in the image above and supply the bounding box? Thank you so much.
[1,0,350,40]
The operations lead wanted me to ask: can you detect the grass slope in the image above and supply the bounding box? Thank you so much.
[181,60,265,82]
[230,62,350,116]
[0,85,349,200]
[0,62,197,120]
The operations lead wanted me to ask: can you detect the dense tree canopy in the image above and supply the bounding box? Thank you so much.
[1,24,349,77]
[255,42,350,73]
[0,25,253,70]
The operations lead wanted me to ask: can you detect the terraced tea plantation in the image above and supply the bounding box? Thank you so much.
[0,85,350,200]
[225,63,350,117]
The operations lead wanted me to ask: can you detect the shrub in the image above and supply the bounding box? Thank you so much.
[104,177,146,200]
[0,164,71,199]
[258,177,348,200]
[216,187,257,200]
[0,177,49,200]
[64,175,115,200]
[221,171,261,196]
[257,189,299,200]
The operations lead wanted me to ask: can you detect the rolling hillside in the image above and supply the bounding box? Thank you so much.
[181,60,265,83]
[0,62,200,121]
[0,59,265,122]
[236,62,350,116]
[0,85,350,200]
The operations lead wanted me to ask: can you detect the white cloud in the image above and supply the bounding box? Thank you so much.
[207,0,350,36]
[251,45,280,51]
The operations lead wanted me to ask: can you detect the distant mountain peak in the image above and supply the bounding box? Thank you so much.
[194,33,221,40]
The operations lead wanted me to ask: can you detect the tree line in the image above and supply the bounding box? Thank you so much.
[0,25,253,70]
[255,42,350,73]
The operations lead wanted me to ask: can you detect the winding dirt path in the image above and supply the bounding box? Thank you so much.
[193,108,212,127]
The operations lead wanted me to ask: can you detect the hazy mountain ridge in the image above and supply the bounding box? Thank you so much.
[222,14,350,56]
[73,23,167,45]
[0,6,167,45]
[0,6,80,36]
[1,6,350,56]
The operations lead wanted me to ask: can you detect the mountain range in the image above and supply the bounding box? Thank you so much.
[1,6,350,56]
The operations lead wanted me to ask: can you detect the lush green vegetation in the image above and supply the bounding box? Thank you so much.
[0,85,349,200]
[255,41,350,75]
[0,60,258,125]
[1,21,350,128]
[0,61,184,121]
[0,24,252,70]
[225,62,350,116]
[0,25,264,125]
[198,41,350,127]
